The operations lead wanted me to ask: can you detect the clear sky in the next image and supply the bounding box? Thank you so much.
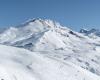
[0,0,100,31]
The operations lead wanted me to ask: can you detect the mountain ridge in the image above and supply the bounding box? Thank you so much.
[0,18,100,80]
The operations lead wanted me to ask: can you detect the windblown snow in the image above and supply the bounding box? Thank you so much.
[0,18,100,80]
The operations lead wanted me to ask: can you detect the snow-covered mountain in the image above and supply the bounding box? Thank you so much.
[80,28,100,39]
[0,18,100,80]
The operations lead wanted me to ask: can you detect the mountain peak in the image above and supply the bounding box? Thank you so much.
[25,18,43,23]
[22,18,62,29]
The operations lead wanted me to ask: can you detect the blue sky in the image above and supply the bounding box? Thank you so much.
[0,0,100,31]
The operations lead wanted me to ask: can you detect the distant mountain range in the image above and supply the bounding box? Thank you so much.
[80,28,100,38]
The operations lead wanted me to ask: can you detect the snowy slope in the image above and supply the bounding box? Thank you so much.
[0,44,100,80]
[0,18,100,79]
